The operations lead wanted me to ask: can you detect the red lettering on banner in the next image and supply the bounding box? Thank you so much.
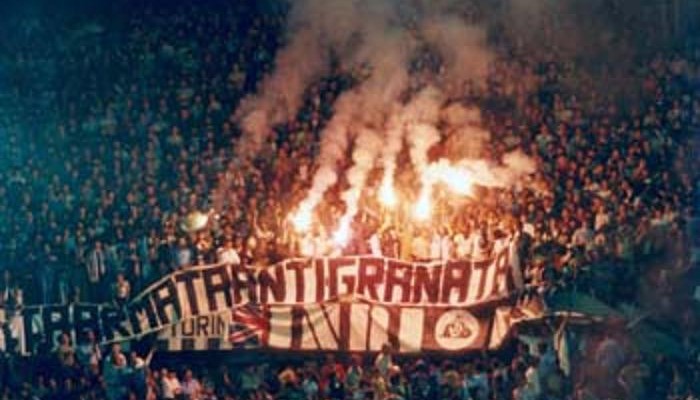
[471,259,492,301]
[195,315,209,336]
[386,305,401,350]
[441,261,470,303]
[15,248,531,355]
[339,302,351,352]
[385,260,413,302]
[413,264,442,303]
[182,318,195,336]
[298,304,343,350]
[174,270,201,315]
[286,260,310,303]
[202,265,233,312]
[259,265,286,303]
[338,259,358,297]
[314,259,325,302]
[357,257,384,301]
[231,266,257,304]
[290,306,305,350]
[320,304,341,345]
[328,258,356,299]
[490,249,511,297]
[151,279,181,325]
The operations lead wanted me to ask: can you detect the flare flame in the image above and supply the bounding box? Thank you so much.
[291,207,313,233]
[426,159,474,196]
[378,176,398,208]
[413,185,433,221]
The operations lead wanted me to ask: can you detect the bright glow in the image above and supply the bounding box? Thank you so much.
[333,219,352,248]
[426,159,473,196]
[413,186,432,221]
[291,207,313,233]
[299,234,315,257]
[378,177,397,208]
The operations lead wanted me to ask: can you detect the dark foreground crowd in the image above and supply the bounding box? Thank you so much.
[2,330,700,400]
[0,0,699,399]
[0,325,700,400]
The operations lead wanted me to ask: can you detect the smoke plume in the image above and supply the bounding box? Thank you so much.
[234,0,518,231]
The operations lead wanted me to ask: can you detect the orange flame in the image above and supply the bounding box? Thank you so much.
[426,159,473,196]
[413,186,432,221]
[291,207,313,233]
[378,178,398,208]
[333,219,352,248]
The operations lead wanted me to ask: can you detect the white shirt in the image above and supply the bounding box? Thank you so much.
[411,236,430,260]
[182,378,202,400]
[454,234,471,259]
[374,353,392,377]
[87,249,106,283]
[430,235,451,261]
[162,375,182,399]
[217,247,241,265]
[470,233,493,262]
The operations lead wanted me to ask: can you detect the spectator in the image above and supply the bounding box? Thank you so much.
[0,1,697,399]
[55,332,77,373]
[104,343,128,400]
[182,368,203,400]
[76,329,102,370]
[216,238,241,265]
[239,365,262,396]
[113,272,131,307]
[374,343,394,379]
[301,371,320,400]
[162,369,183,400]
[86,241,107,302]
[174,237,194,269]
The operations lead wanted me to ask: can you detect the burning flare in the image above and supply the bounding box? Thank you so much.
[378,175,398,208]
[291,207,313,233]
[333,218,352,248]
[413,186,433,221]
[426,159,474,196]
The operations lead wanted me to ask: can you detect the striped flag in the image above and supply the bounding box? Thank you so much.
[229,303,267,348]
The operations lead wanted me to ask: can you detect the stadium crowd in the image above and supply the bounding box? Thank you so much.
[2,329,700,400]
[0,0,699,399]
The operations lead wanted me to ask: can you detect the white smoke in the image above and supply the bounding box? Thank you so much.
[293,1,417,232]
[403,86,444,184]
[335,126,383,244]
[428,150,536,191]
[441,102,490,159]
[233,0,526,233]
[292,93,354,228]
[420,15,493,95]
[234,0,369,157]
[378,103,408,207]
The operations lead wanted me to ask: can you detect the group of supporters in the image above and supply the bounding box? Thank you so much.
[0,0,698,399]
[2,330,700,399]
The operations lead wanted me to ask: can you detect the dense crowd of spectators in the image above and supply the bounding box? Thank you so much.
[2,328,700,399]
[0,0,698,399]
[0,0,287,305]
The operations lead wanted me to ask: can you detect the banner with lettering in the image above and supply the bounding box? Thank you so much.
[0,238,536,354]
